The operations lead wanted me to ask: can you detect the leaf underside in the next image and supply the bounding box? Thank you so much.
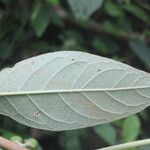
[0,51,150,131]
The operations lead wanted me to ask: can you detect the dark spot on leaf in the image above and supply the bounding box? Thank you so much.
[34,112,40,118]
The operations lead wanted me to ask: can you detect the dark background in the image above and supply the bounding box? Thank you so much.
[0,0,150,150]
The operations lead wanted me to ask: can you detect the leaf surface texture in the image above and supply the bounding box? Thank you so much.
[0,51,150,131]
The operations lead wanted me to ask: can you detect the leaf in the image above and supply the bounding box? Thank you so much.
[60,131,82,150]
[93,36,119,55]
[67,0,104,20]
[104,0,124,17]
[122,115,141,142]
[129,40,150,69]
[102,21,123,37]
[0,51,150,131]
[94,124,117,145]
[122,3,149,22]
[46,0,60,6]
[31,0,50,37]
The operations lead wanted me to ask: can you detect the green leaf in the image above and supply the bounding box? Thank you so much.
[104,0,124,17]
[50,14,64,27]
[46,0,60,6]
[31,0,50,37]
[122,3,149,22]
[94,124,117,145]
[0,51,150,131]
[122,115,141,142]
[129,40,150,69]
[93,37,119,54]
[0,129,19,139]
[60,131,81,150]
[102,21,123,37]
[112,120,123,128]
[67,0,104,20]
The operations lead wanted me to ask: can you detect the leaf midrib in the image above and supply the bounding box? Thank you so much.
[0,86,149,96]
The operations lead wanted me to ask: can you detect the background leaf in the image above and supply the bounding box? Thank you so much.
[94,124,117,145]
[104,0,124,17]
[67,0,104,20]
[122,3,149,23]
[59,131,82,150]
[129,40,150,69]
[31,0,51,37]
[122,115,141,142]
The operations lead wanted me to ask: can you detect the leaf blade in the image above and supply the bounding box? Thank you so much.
[0,51,150,131]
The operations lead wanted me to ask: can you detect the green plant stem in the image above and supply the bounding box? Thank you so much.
[97,139,150,150]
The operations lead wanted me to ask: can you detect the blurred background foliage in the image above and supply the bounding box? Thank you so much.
[0,0,150,149]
